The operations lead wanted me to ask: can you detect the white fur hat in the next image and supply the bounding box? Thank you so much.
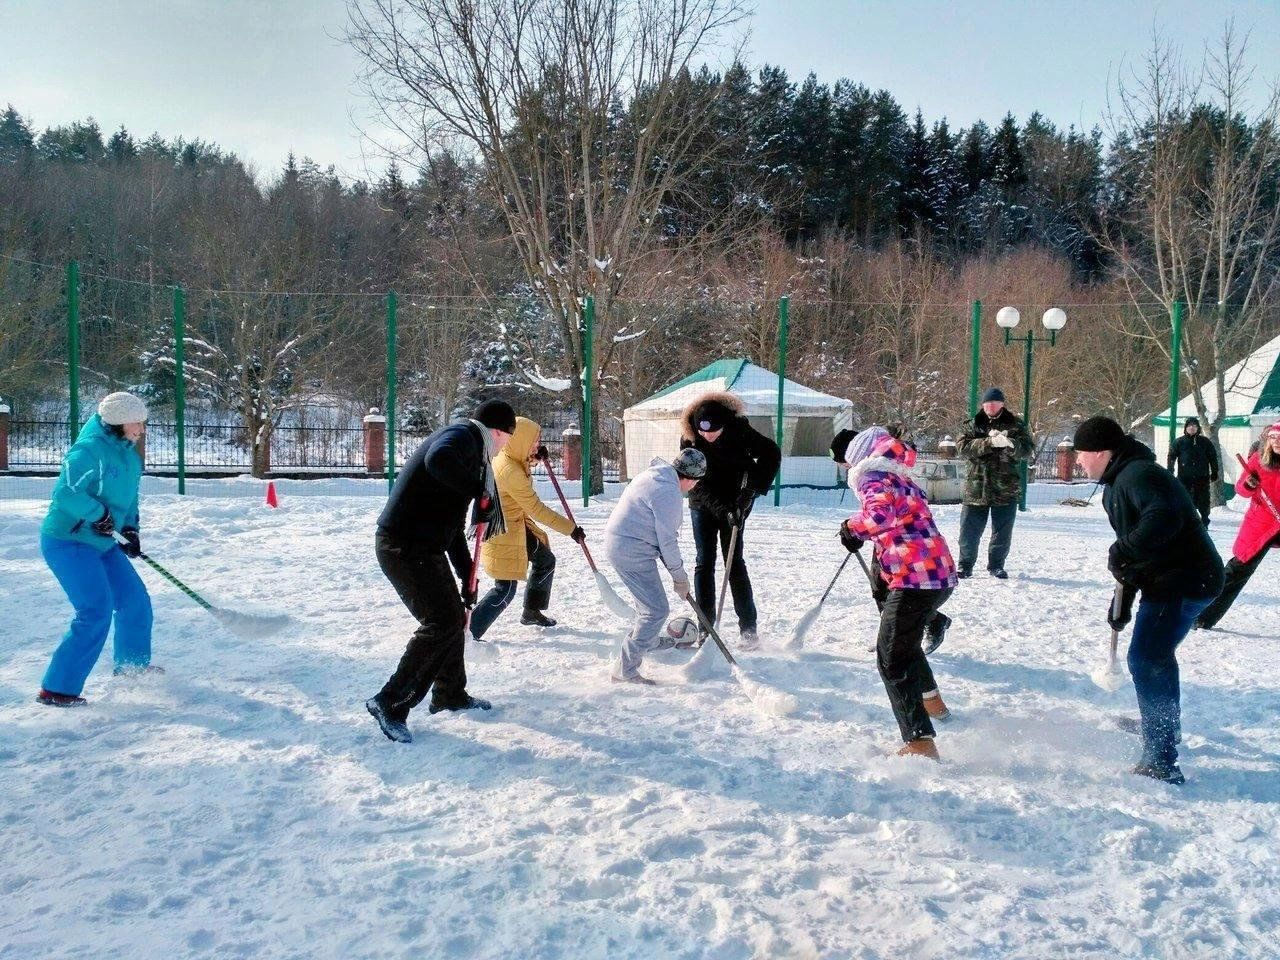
[98,392,149,425]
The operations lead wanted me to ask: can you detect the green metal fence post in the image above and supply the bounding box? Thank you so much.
[968,299,982,419]
[386,291,397,492]
[774,296,789,507]
[173,285,186,495]
[67,260,80,441]
[1169,299,1184,454]
[583,295,594,508]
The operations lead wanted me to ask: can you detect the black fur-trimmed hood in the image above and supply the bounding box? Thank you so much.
[680,390,745,443]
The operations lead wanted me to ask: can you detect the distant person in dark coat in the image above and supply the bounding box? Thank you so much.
[1074,416,1224,785]
[1166,416,1220,526]
[365,400,516,744]
[678,392,780,650]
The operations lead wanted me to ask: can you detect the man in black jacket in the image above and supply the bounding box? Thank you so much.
[1074,416,1224,785]
[678,392,781,649]
[365,400,516,743]
[1166,416,1220,526]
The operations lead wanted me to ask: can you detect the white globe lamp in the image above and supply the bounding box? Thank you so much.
[996,306,1021,329]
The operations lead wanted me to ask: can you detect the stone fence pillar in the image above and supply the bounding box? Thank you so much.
[364,407,387,475]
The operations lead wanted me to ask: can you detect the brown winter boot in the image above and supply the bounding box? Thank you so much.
[897,738,940,761]
[922,691,951,722]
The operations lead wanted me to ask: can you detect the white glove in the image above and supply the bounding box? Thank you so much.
[989,430,1013,449]
[672,577,691,600]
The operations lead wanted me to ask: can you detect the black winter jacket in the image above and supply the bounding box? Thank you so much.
[378,421,486,577]
[678,393,781,516]
[1167,433,1220,482]
[1101,436,1224,600]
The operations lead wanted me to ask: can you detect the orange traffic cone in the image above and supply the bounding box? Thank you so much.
[265,481,279,508]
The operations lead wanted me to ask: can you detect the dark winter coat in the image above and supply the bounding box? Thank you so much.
[1101,435,1225,601]
[377,420,487,578]
[1167,432,1220,482]
[957,408,1035,506]
[678,392,781,517]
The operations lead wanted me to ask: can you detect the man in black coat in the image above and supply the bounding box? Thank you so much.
[1166,416,1220,526]
[365,400,516,743]
[1074,416,1225,785]
[678,392,781,649]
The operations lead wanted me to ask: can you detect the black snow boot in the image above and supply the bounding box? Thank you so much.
[36,689,87,708]
[428,694,493,715]
[1131,763,1185,785]
[365,697,412,743]
[923,613,951,655]
[988,567,1009,579]
[520,610,558,627]
[956,565,973,580]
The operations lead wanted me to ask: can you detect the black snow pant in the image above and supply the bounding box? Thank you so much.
[958,501,1017,572]
[691,507,757,631]
[469,530,557,639]
[1179,476,1213,526]
[877,586,952,743]
[1196,534,1278,628]
[374,530,468,721]
[870,556,951,643]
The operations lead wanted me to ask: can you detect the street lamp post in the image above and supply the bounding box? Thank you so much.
[996,306,1067,511]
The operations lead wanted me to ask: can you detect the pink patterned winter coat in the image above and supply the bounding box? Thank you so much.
[845,434,958,591]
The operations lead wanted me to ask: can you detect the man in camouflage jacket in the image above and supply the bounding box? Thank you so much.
[956,387,1035,579]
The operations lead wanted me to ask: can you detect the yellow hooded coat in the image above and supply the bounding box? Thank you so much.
[480,417,576,581]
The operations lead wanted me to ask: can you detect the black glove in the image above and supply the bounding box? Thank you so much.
[1107,584,1136,631]
[839,521,865,553]
[120,528,141,558]
[1107,542,1135,585]
[534,445,550,462]
[461,581,479,608]
[91,510,115,537]
[570,526,587,544]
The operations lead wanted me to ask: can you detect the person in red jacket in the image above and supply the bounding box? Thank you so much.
[1196,421,1280,629]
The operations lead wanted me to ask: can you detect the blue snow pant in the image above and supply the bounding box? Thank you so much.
[41,534,153,696]
[1128,594,1212,771]
[469,531,557,639]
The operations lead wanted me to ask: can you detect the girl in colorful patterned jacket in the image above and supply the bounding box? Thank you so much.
[836,426,958,761]
[1196,421,1280,630]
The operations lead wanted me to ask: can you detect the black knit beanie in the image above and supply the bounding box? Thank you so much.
[1073,416,1126,452]
[473,399,517,433]
[830,428,858,463]
[692,399,735,432]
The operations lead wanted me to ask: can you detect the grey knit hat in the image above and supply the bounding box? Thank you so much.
[672,448,707,479]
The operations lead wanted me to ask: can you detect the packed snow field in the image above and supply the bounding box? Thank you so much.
[1,480,1277,960]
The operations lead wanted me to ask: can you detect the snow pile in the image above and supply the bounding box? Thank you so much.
[1,492,1277,958]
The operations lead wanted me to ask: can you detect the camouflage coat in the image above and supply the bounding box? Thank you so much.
[958,408,1035,506]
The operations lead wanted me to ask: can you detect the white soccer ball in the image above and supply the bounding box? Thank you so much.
[665,616,698,642]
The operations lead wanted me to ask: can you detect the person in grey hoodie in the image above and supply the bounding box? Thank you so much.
[604,449,708,684]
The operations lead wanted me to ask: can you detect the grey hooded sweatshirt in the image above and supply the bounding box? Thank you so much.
[604,458,688,581]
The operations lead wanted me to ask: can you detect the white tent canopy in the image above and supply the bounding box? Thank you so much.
[1151,330,1280,479]
[623,359,854,487]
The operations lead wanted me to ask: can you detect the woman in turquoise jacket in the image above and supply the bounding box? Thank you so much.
[38,392,154,706]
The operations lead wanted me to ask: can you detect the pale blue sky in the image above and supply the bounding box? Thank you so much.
[2,0,1278,182]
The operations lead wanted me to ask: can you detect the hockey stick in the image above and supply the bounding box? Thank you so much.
[1090,581,1128,692]
[539,454,634,620]
[111,531,291,639]
[783,552,852,650]
[684,596,798,716]
[1236,453,1280,525]
[714,519,741,628]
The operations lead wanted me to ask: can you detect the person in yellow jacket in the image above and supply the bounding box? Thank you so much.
[472,417,586,638]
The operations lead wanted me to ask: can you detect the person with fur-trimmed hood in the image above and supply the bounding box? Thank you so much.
[1196,421,1280,629]
[837,427,958,761]
[678,392,781,649]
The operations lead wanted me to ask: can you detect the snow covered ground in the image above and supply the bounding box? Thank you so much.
[1,481,1277,959]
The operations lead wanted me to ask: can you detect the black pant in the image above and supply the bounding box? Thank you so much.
[469,530,557,639]
[374,530,468,721]
[877,587,952,742]
[958,502,1017,571]
[1197,535,1277,628]
[691,507,757,631]
[869,557,951,640]
[1178,476,1212,525]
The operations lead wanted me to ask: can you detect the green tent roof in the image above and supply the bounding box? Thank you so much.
[648,358,750,401]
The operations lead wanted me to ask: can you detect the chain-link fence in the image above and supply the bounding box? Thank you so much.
[9,254,1264,510]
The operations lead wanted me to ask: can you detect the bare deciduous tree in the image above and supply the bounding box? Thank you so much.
[348,0,747,490]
